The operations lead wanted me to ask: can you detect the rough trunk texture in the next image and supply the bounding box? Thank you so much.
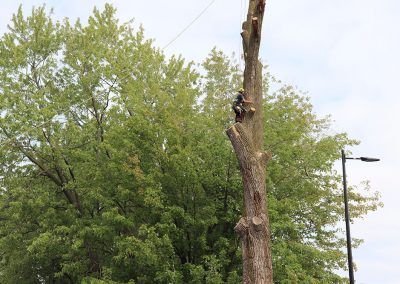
[226,1,273,283]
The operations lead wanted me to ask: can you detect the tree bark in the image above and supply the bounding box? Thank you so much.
[226,1,273,283]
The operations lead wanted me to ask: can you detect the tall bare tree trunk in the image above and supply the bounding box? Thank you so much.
[226,1,273,283]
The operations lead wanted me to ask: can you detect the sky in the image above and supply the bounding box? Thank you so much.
[1,1,399,283]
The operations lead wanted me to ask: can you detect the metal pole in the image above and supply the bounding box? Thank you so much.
[341,149,355,284]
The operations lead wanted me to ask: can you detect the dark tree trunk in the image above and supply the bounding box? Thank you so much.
[226,1,273,283]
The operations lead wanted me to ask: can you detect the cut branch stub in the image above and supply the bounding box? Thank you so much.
[235,217,249,236]
[258,151,272,167]
[252,216,263,231]
[252,17,259,38]
[257,0,266,13]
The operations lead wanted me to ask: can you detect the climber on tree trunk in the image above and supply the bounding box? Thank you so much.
[232,88,253,122]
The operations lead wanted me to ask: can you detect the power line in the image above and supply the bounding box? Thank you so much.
[162,0,217,50]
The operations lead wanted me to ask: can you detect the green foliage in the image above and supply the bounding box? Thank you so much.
[263,82,381,283]
[0,4,382,283]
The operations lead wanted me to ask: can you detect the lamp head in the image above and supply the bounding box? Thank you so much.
[360,157,380,162]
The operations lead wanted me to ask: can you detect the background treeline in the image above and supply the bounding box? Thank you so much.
[0,5,381,283]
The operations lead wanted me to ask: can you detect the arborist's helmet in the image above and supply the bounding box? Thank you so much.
[238,88,245,93]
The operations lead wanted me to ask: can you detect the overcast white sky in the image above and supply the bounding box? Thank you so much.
[1,1,399,283]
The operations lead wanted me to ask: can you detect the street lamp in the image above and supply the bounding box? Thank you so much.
[341,149,380,284]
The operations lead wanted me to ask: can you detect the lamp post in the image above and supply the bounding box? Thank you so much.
[341,149,380,284]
